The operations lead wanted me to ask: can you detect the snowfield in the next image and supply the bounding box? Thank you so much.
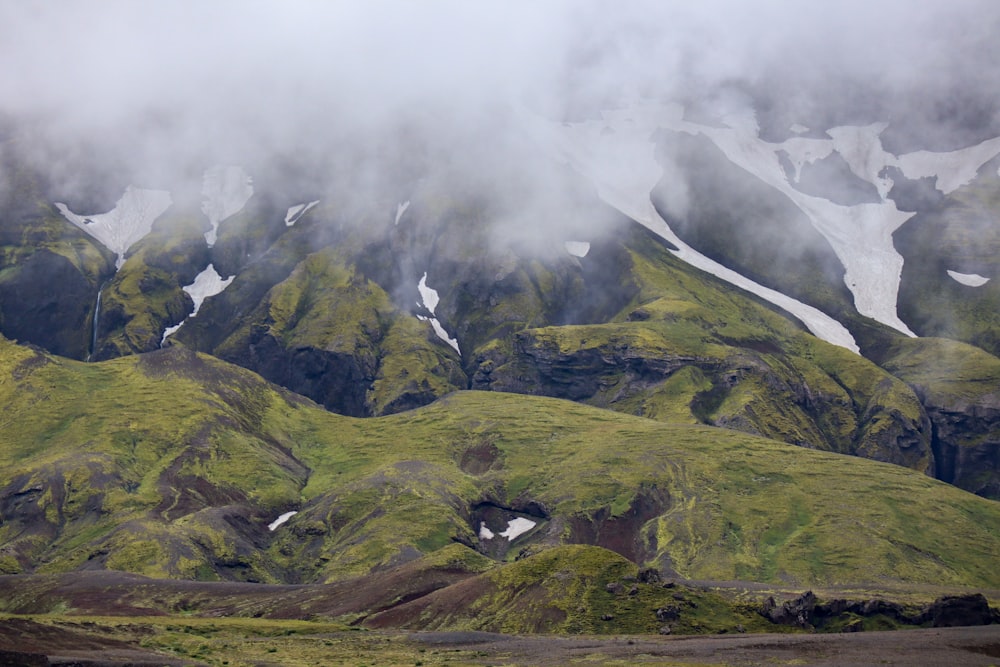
[547,101,1000,349]
[56,186,173,269]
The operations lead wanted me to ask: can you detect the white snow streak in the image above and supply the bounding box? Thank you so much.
[478,522,495,540]
[499,518,536,541]
[185,264,235,317]
[202,165,253,246]
[416,272,460,353]
[285,200,319,226]
[549,104,861,353]
[564,241,591,257]
[56,186,172,269]
[896,136,1000,194]
[268,511,298,531]
[417,272,441,313]
[395,200,411,225]
[549,102,1000,344]
[947,270,991,287]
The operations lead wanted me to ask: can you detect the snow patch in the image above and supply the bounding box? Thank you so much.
[285,200,319,226]
[827,123,894,199]
[416,272,460,353]
[778,137,834,183]
[947,270,991,287]
[268,511,298,531]
[478,522,495,540]
[395,200,411,225]
[789,123,809,134]
[160,323,183,344]
[185,263,235,317]
[564,241,590,257]
[896,136,1000,194]
[417,272,441,313]
[499,518,536,541]
[547,103,861,353]
[56,186,172,269]
[202,165,253,246]
[161,263,235,345]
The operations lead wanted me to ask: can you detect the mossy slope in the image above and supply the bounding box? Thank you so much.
[3,334,999,591]
[475,226,935,476]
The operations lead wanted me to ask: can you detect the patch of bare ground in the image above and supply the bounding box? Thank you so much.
[407,625,1000,666]
[0,618,190,666]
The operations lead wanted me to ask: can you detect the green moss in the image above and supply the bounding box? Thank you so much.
[3,334,1000,589]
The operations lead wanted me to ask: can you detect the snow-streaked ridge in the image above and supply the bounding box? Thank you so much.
[547,101,1000,345]
[547,104,861,353]
[56,186,172,269]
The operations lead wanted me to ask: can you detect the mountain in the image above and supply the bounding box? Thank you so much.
[2,96,1000,639]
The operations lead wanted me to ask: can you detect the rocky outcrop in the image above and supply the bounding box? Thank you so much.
[0,160,115,358]
[761,591,818,628]
[476,324,933,472]
[879,338,1000,498]
[919,594,994,627]
[236,325,378,417]
[762,591,996,630]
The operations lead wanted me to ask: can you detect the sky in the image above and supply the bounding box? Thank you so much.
[1,0,999,214]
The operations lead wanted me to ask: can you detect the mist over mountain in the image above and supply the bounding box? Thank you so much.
[2,2,1000,653]
[3,1,999,213]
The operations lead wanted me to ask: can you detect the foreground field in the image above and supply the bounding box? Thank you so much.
[2,614,1000,666]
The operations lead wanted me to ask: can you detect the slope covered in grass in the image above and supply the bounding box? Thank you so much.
[2,333,999,591]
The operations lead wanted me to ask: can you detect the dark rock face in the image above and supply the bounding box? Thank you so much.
[477,327,933,472]
[0,246,110,359]
[238,329,376,417]
[761,591,817,628]
[923,400,1000,499]
[919,594,994,628]
[764,592,996,631]
[565,485,669,564]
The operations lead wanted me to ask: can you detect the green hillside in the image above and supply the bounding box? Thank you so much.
[2,333,998,592]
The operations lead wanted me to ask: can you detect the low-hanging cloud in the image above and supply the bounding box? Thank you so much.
[1,0,998,235]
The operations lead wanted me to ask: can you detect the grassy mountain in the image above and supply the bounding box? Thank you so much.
[2,333,999,594]
[3,134,999,498]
